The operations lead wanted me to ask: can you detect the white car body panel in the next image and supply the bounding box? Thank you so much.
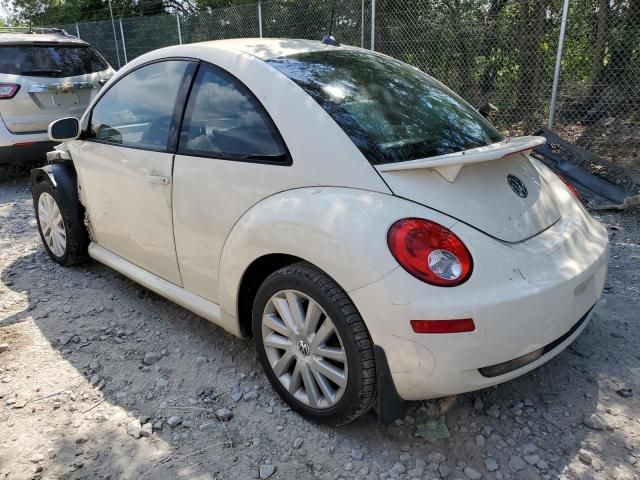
[53,39,609,402]
[89,242,222,324]
[350,182,608,399]
[378,152,563,242]
[216,188,460,321]
[72,141,182,285]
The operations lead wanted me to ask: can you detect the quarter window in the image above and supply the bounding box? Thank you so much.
[89,60,190,151]
[179,64,287,162]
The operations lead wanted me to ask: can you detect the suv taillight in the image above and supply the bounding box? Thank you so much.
[557,174,582,201]
[387,218,473,287]
[0,84,20,99]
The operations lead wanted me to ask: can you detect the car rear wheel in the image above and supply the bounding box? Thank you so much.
[252,263,377,425]
[33,178,89,266]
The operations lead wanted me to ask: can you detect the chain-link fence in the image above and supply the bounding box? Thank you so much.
[51,0,640,170]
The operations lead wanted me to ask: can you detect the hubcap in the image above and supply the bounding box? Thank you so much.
[37,192,66,257]
[261,290,348,409]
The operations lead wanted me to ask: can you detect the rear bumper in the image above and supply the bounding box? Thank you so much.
[0,142,55,165]
[0,117,54,164]
[350,204,609,401]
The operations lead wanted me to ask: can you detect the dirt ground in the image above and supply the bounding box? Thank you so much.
[0,178,639,480]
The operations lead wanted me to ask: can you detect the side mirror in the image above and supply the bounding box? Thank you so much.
[48,117,80,142]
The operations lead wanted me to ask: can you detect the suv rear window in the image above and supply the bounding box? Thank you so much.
[0,45,109,77]
[267,50,503,165]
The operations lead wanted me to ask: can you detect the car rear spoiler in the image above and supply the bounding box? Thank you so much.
[375,136,546,182]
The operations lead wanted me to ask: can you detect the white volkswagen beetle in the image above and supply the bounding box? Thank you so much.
[33,38,609,425]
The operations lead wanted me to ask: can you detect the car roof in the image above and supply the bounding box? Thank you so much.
[0,31,87,46]
[193,38,355,60]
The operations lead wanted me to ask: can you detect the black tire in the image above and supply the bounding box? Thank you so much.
[33,177,89,266]
[252,262,377,426]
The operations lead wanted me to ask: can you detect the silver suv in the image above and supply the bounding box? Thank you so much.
[0,28,114,165]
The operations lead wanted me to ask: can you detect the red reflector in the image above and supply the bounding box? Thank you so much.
[14,142,34,147]
[410,319,475,334]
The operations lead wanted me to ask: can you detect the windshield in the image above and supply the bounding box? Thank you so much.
[0,45,109,77]
[267,50,502,165]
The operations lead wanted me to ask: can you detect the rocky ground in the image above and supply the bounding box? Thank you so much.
[0,178,639,480]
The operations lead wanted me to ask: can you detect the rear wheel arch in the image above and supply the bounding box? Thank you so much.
[237,253,316,337]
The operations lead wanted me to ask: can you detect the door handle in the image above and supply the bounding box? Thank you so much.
[147,175,171,185]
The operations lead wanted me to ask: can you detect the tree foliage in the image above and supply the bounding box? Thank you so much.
[2,0,638,157]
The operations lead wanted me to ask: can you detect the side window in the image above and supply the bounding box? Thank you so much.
[89,60,190,151]
[179,64,288,162]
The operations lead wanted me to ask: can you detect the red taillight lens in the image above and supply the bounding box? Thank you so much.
[410,319,475,334]
[0,84,20,99]
[557,174,582,201]
[387,218,473,286]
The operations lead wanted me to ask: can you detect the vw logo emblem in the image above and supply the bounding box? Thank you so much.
[507,174,528,198]
[297,339,311,357]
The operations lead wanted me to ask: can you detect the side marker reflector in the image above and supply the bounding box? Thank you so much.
[410,318,475,334]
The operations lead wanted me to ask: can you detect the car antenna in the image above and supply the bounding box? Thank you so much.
[322,0,340,46]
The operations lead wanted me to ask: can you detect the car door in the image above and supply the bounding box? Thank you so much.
[172,63,292,302]
[71,59,196,286]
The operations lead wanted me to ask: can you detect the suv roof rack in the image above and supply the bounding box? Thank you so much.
[0,26,71,36]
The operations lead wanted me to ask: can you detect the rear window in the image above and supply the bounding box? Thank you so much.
[0,45,109,77]
[267,50,503,165]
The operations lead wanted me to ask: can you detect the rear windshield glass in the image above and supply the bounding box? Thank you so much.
[267,50,503,165]
[0,45,109,77]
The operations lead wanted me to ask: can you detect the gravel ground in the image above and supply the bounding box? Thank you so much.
[1,178,639,480]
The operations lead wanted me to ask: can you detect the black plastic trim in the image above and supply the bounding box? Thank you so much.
[30,163,78,209]
[373,345,408,424]
[167,61,199,153]
[478,305,594,378]
[0,141,55,164]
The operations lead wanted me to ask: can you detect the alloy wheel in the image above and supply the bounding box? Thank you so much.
[261,289,348,409]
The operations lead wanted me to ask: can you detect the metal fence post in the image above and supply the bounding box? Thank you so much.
[370,0,376,51]
[361,0,364,48]
[548,0,570,130]
[119,18,128,65]
[258,0,263,38]
[176,14,183,44]
[108,0,121,68]
[75,22,81,38]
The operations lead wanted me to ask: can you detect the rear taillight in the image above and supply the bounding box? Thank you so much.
[387,218,473,286]
[0,84,20,99]
[557,174,582,201]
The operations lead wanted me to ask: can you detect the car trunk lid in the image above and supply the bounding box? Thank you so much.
[376,136,563,243]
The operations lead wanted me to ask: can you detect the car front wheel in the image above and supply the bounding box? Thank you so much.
[33,178,89,266]
[252,263,377,425]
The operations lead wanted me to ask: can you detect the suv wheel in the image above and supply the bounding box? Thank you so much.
[253,263,377,425]
[33,178,89,266]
